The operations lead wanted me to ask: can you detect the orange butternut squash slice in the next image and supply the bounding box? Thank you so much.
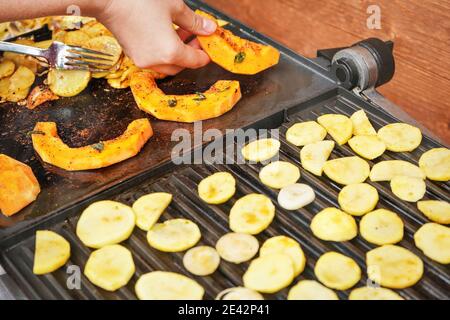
[0,154,41,216]
[130,71,241,123]
[196,10,280,75]
[31,119,153,171]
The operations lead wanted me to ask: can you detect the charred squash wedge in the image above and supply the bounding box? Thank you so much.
[130,71,241,123]
[196,10,280,75]
[31,119,153,171]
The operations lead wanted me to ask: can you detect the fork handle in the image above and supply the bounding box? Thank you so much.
[0,41,45,57]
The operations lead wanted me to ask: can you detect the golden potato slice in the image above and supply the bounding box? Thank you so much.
[369,160,425,182]
[366,245,423,289]
[349,286,404,300]
[76,201,135,249]
[243,253,295,293]
[338,183,379,216]
[215,232,259,264]
[419,148,450,181]
[414,223,450,264]
[84,244,135,292]
[48,69,91,97]
[198,172,236,204]
[0,60,15,79]
[360,209,404,245]
[277,183,316,210]
[33,230,70,275]
[183,246,220,276]
[241,138,280,162]
[132,192,172,231]
[260,236,306,276]
[300,140,335,176]
[287,280,339,300]
[0,78,8,101]
[323,156,370,185]
[81,21,113,38]
[378,123,422,152]
[310,208,358,242]
[350,110,377,136]
[317,114,353,145]
[9,65,35,92]
[417,200,450,224]
[64,30,91,46]
[390,176,426,202]
[229,194,275,235]
[85,35,122,66]
[314,252,361,290]
[285,121,327,146]
[6,87,30,102]
[348,135,386,160]
[216,287,264,300]
[259,161,300,189]
[147,218,201,252]
[135,271,204,300]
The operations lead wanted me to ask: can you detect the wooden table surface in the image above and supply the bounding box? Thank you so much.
[204,0,450,144]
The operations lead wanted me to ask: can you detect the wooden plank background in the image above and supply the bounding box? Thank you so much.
[204,0,450,144]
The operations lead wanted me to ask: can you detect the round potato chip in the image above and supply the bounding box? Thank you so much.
[317,114,353,145]
[348,135,386,160]
[85,35,122,66]
[198,172,236,204]
[229,194,275,235]
[64,30,91,46]
[259,161,300,189]
[0,60,15,79]
[417,200,450,224]
[300,140,335,176]
[366,245,423,289]
[183,246,220,276]
[419,148,450,181]
[360,209,404,245]
[241,138,280,163]
[349,286,404,300]
[243,253,295,293]
[286,121,327,146]
[369,160,425,182]
[277,183,315,211]
[314,251,361,290]
[323,156,370,185]
[9,65,35,91]
[377,123,422,152]
[390,176,426,202]
[338,183,379,216]
[48,69,91,97]
[310,208,358,242]
[260,236,306,276]
[287,280,339,300]
[33,230,70,275]
[216,233,259,264]
[147,219,201,252]
[414,223,450,264]
[132,192,172,231]
[216,287,264,300]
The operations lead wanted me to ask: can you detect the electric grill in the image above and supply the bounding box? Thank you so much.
[0,0,448,300]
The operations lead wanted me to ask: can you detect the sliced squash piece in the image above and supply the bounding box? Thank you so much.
[377,123,422,152]
[216,287,264,300]
[323,156,370,185]
[31,118,153,171]
[417,200,450,225]
[0,59,15,79]
[26,85,59,109]
[360,209,404,245]
[419,148,450,181]
[350,110,377,136]
[33,230,70,275]
[317,114,353,145]
[414,223,450,264]
[348,135,386,160]
[215,232,259,264]
[314,252,361,290]
[183,246,220,276]
[259,161,300,189]
[198,172,236,204]
[285,121,327,146]
[310,208,358,242]
[131,71,241,122]
[241,138,280,163]
[390,176,426,202]
[338,183,379,216]
[196,10,280,75]
[288,280,339,300]
[147,219,201,252]
[349,286,404,300]
[47,69,91,97]
[300,140,335,176]
[369,160,425,182]
[132,192,172,231]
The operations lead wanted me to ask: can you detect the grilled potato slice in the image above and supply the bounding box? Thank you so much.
[229,194,275,235]
[135,271,204,300]
[390,176,426,202]
[317,114,353,145]
[243,253,295,293]
[369,160,425,182]
[147,219,201,252]
[349,286,404,300]
[417,200,450,224]
[216,287,264,300]
[366,245,423,289]
[84,244,135,292]
[350,110,377,136]
[33,230,70,275]
[85,35,122,66]
[300,140,335,176]
[132,192,172,231]
[360,209,404,245]
[310,208,358,242]
[348,135,386,160]
[414,223,450,264]
[183,246,220,276]
[285,121,327,146]
[419,148,450,181]
[323,156,370,185]
[76,201,135,248]
[241,138,280,163]
[215,232,259,264]
[259,161,300,189]
[0,60,15,79]
[314,252,361,290]
[288,280,339,300]
[48,69,91,97]
[277,183,315,210]
[260,236,306,276]
[338,183,379,216]
[377,123,422,152]
[8,65,35,100]
[0,78,8,101]
[63,30,91,46]
[198,172,236,204]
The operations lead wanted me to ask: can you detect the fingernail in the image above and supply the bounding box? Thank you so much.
[202,18,217,33]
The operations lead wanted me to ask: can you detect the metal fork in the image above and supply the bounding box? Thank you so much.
[0,41,115,72]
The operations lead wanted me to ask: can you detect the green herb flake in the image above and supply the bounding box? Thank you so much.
[91,142,105,152]
[234,52,246,64]
[193,92,207,101]
[168,99,178,107]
